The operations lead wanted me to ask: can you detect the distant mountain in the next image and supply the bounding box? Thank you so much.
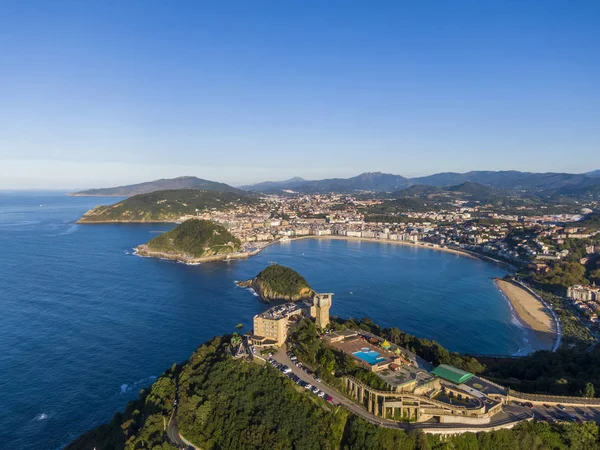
[391,182,502,203]
[410,171,592,191]
[546,179,600,200]
[244,170,599,194]
[393,184,441,197]
[240,177,308,192]
[244,172,410,193]
[70,176,242,197]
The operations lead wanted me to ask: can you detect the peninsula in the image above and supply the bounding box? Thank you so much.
[237,264,315,302]
[136,219,246,263]
[77,189,255,223]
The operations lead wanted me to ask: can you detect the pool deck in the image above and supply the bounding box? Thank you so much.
[330,335,394,369]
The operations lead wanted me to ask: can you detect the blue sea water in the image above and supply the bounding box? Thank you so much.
[0,192,534,449]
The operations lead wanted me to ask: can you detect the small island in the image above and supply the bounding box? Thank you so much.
[136,219,249,263]
[237,264,315,302]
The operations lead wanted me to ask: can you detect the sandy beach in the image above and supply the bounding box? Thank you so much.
[285,235,480,259]
[495,279,557,351]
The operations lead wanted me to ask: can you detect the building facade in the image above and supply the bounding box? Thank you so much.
[250,292,334,346]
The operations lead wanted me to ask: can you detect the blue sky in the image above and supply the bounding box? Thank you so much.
[0,1,599,188]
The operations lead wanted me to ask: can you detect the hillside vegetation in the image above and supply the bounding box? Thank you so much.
[139,219,241,259]
[67,335,600,450]
[78,189,254,223]
[238,264,315,301]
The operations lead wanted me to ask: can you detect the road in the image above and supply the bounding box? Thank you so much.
[271,347,533,431]
[272,347,399,427]
[165,380,199,450]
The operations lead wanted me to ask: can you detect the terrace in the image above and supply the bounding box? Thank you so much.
[327,332,432,391]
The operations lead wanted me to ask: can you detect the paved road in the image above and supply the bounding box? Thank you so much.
[165,380,199,450]
[272,347,532,431]
[272,347,396,427]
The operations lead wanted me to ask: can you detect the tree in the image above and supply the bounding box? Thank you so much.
[585,382,595,398]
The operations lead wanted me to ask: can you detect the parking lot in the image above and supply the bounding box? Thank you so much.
[517,402,600,424]
[267,352,335,404]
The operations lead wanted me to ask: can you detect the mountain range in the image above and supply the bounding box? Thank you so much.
[70,170,600,198]
[242,170,600,196]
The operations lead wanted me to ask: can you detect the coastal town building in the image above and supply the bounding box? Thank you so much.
[568,285,600,302]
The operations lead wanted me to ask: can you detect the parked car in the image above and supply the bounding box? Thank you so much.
[318,391,325,398]
[324,394,332,402]
[282,366,292,374]
[543,404,551,409]
[525,402,534,409]
[557,404,566,411]
[304,384,312,390]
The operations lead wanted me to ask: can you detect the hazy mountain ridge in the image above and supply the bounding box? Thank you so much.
[72,170,600,198]
[244,170,600,195]
[71,176,243,197]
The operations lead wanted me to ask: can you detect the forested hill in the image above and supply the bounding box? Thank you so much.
[239,264,315,301]
[77,189,255,223]
[70,176,243,197]
[66,334,600,450]
[139,219,242,259]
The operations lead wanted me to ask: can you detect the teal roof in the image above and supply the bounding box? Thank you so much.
[430,364,474,385]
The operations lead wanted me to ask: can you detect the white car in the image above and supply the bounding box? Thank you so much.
[304,384,312,390]
[318,391,325,398]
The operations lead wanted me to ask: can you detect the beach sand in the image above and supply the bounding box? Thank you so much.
[287,235,480,259]
[495,279,556,351]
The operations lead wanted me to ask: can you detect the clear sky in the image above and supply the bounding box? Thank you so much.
[1,1,599,189]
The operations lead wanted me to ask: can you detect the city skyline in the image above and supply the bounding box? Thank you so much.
[1,1,599,188]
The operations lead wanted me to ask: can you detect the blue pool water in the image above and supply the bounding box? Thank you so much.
[353,350,386,365]
[0,192,536,449]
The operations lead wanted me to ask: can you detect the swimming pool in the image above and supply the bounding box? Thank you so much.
[353,349,386,365]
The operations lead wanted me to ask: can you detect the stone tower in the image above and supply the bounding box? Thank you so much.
[313,293,333,329]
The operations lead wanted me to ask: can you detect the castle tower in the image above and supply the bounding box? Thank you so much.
[313,293,333,329]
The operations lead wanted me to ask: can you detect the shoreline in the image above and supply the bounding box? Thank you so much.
[134,233,556,353]
[134,244,261,264]
[494,278,557,352]
[280,235,517,269]
[283,235,479,258]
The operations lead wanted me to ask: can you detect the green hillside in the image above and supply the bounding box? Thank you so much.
[78,189,255,223]
[141,219,241,259]
[67,334,600,450]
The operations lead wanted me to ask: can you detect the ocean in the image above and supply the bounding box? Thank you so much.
[0,192,535,449]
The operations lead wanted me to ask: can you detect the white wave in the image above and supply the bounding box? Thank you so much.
[58,224,78,235]
[122,376,157,394]
[34,413,48,421]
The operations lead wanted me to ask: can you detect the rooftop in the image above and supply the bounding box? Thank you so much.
[431,364,474,385]
[257,302,303,320]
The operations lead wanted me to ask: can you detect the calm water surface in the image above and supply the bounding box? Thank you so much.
[0,192,532,449]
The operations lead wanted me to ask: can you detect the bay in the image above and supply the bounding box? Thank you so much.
[0,192,531,449]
